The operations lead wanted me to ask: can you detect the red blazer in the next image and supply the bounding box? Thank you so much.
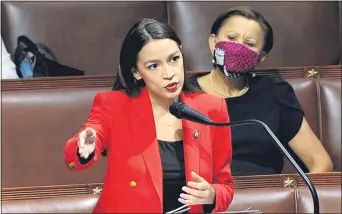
[64,88,234,213]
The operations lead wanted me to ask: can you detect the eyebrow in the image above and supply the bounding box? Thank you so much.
[144,50,181,65]
[168,50,181,59]
[226,31,258,42]
[227,30,239,35]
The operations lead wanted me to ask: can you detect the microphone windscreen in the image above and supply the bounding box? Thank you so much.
[169,102,183,119]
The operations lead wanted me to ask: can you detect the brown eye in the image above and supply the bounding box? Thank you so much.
[227,35,236,41]
[246,41,255,47]
[148,64,158,71]
[170,55,180,63]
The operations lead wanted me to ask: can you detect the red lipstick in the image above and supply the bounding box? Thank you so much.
[165,82,179,92]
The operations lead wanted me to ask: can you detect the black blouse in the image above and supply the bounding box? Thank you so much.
[158,140,187,213]
[158,140,215,213]
[189,74,307,176]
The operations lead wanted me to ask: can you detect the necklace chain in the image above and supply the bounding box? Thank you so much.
[209,70,249,98]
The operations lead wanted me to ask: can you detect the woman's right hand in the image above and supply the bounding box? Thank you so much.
[78,127,96,159]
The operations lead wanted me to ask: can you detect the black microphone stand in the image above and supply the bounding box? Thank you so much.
[211,119,320,214]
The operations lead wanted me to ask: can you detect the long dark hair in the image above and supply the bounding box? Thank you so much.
[112,18,194,97]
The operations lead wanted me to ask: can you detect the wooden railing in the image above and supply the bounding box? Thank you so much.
[2,65,341,91]
[1,172,341,201]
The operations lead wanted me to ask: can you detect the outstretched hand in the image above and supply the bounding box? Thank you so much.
[78,127,96,159]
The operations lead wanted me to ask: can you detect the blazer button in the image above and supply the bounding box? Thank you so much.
[68,162,76,169]
[129,181,137,188]
[193,130,200,139]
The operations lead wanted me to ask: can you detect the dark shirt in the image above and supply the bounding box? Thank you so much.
[158,140,215,213]
[189,74,306,176]
[158,140,187,213]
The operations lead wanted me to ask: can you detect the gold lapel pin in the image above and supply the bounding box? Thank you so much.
[193,130,200,139]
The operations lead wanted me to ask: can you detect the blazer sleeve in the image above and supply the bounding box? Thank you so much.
[211,98,235,213]
[64,93,110,171]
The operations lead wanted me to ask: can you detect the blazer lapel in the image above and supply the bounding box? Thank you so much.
[180,93,201,183]
[131,88,163,207]
[130,90,202,208]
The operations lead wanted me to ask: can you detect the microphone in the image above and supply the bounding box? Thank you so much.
[169,102,214,125]
[169,102,320,214]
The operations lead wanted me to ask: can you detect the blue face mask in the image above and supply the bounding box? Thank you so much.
[19,52,35,78]
[20,60,33,78]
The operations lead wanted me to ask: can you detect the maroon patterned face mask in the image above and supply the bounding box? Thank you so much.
[213,41,260,78]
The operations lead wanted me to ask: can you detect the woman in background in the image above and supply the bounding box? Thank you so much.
[64,18,234,213]
[190,7,333,176]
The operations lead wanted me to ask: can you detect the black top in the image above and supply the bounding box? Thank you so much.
[158,140,215,213]
[189,74,306,176]
[158,140,187,213]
